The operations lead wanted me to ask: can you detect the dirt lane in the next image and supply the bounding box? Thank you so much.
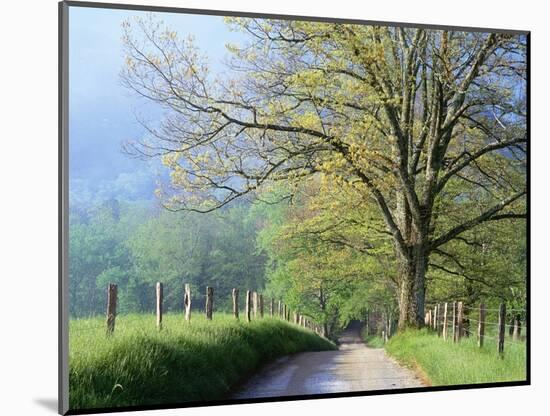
[233,323,424,398]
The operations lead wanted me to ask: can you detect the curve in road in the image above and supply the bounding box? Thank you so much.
[233,322,424,399]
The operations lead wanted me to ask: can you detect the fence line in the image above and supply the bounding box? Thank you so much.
[84,282,327,339]
[424,300,526,357]
[467,317,529,330]
[426,304,526,314]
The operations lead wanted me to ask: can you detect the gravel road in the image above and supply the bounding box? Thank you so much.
[233,322,424,398]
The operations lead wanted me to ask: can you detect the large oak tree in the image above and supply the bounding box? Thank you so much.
[121,16,527,328]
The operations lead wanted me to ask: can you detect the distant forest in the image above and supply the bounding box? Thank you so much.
[69,198,266,317]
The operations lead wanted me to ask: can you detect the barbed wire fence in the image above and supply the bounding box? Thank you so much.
[424,301,527,356]
[70,282,327,338]
[362,300,526,357]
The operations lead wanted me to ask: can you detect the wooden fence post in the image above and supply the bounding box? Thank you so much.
[438,304,444,336]
[184,283,191,322]
[156,282,163,330]
[106,283,117,336]
[453,301,458,342]
[259,294,264,318]
[478,303,486,347]
[464,305,470,338]
[245,290,251,322]
[456,302,464,341]
[498,303,506,356]
[513,314,522,340]
[205,286,213,320]
[437,303,445,337]
[253,292,258,318]
[442,303,448,341]
[232,288,239,319]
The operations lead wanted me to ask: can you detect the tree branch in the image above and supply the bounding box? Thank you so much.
[436,136,527,193]
[429,189,526,250]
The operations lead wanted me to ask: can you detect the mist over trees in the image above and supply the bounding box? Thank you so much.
[69,200,266,317]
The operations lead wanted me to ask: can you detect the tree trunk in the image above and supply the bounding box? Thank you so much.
[394,186,430,331]
[397,245,428,330]
[322,322,328,337]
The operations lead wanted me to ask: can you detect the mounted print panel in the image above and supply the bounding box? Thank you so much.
[59,1,529,414]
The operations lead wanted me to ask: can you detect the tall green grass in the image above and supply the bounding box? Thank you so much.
[385,328,526,386]
[69,313,335,410]
[360,327,385,348]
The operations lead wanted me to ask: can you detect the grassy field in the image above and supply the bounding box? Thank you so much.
[360,328,385,348]
[69,313,335,410]
[384,328,527,386]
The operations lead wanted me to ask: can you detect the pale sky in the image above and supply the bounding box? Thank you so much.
[68,5,242,204]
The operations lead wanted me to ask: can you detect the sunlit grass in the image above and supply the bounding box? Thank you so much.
[69,313,335,411]
[360,330,385,348]
[385,328,527,386]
